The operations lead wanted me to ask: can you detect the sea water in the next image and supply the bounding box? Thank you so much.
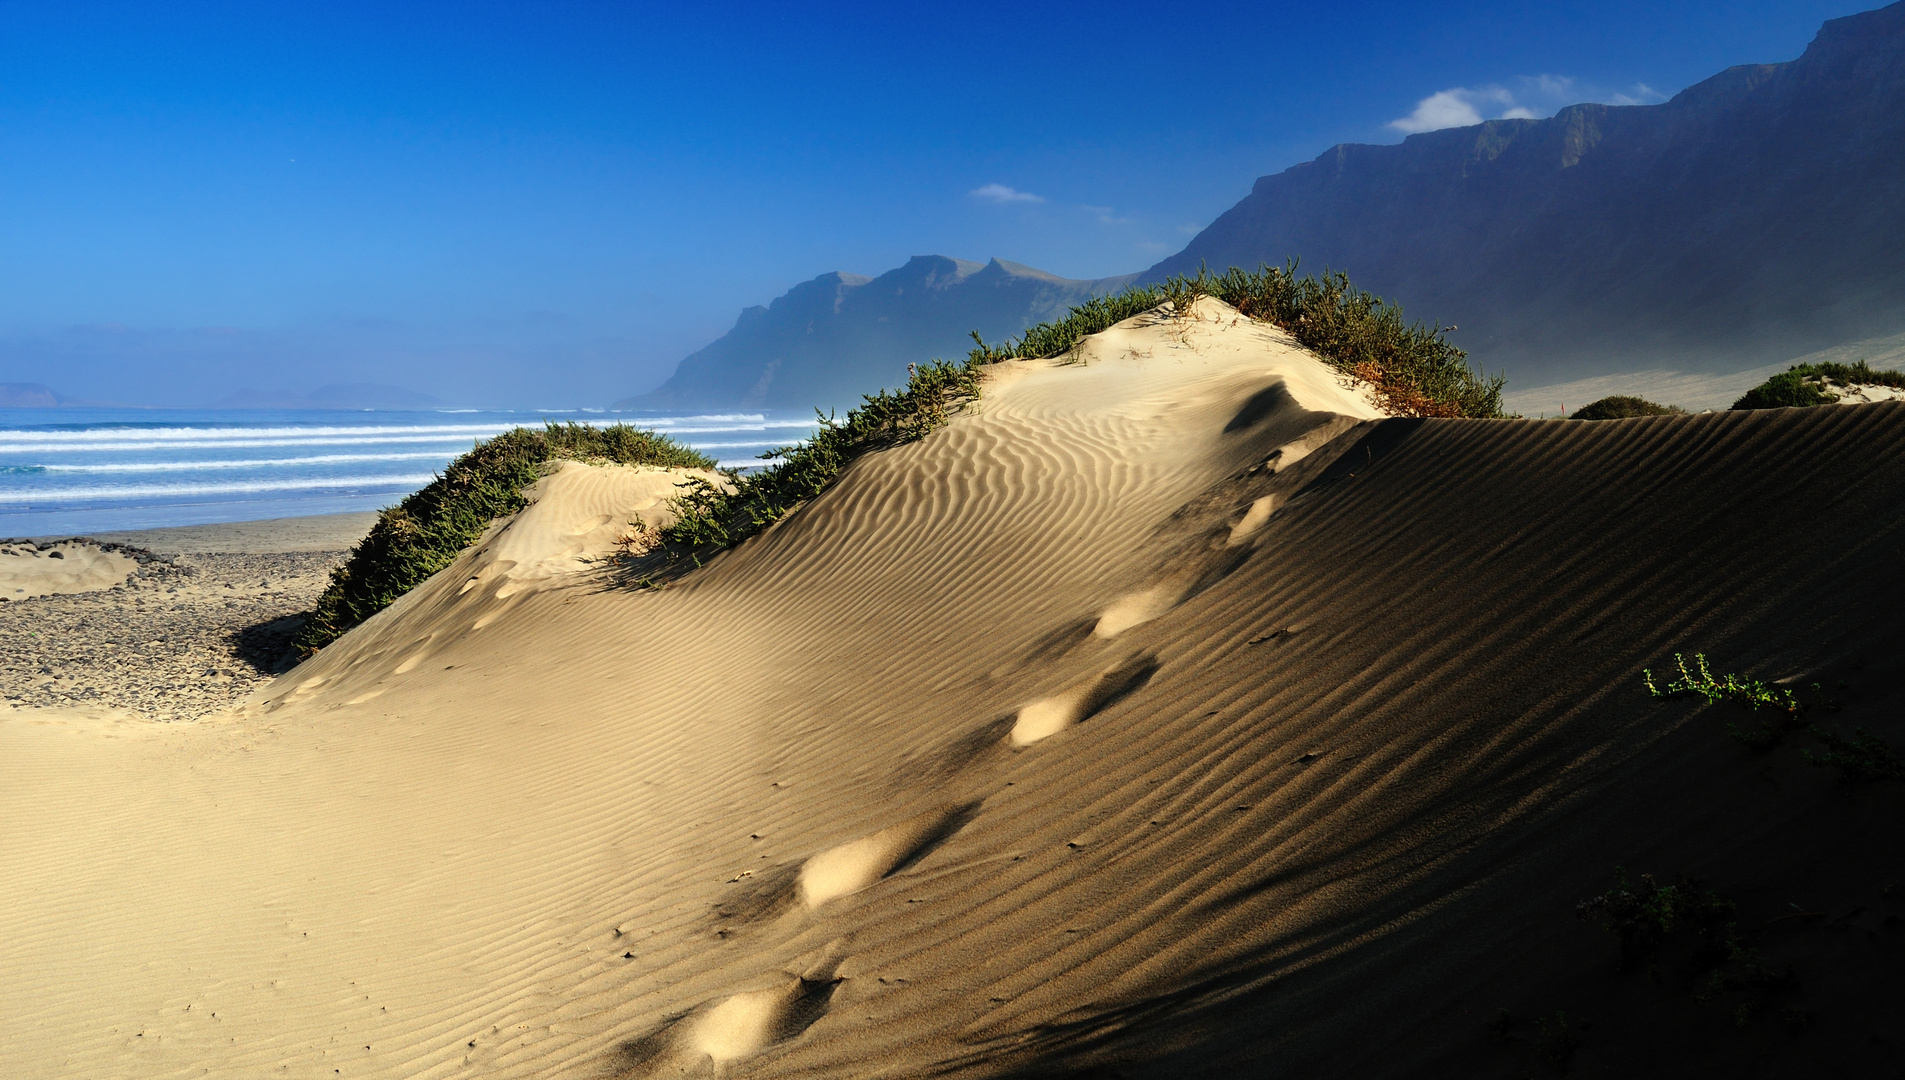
[0,407,821,537]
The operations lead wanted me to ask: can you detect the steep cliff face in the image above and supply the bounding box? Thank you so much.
[620,256,1135,412]
[1147,1,1905,383]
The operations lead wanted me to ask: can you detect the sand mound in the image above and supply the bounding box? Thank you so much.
[0,539,138,600]
[4,300,1902,1078]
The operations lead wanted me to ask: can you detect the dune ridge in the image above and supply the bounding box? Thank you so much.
[4,301,1902,1078]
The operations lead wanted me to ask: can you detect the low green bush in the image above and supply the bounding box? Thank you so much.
[1732,361,1905,410]
[293,423,713,653]
[1571,395,1686,420]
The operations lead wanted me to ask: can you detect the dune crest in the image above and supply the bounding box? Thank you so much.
[5,301,1903,1078]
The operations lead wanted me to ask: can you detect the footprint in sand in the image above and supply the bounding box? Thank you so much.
[796,803,977,908]
[1092,544,1253,639]
[1009,655,1160,746]
[708,803,977,932]
[1226,494,1278,546]
[615,962,842,1075]
[685,973,839,1062]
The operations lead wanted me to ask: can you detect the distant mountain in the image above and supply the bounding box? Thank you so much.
[214,383,443,410]
[620,256,1136,412]
[0,383,65,408]
[1145,1,1905,385]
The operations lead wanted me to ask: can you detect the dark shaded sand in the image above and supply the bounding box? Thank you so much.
[1,305,1900,1078]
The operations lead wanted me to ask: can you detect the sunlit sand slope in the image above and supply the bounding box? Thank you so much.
[5,301,1903,1079]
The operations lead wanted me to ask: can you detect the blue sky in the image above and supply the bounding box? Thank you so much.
[0,0,1877,407]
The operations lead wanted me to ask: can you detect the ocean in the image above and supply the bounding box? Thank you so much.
[0,407,821,537]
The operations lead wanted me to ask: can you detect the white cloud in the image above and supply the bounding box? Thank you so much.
[1610,83,1667,106]
[1389,75,1671,134]
[1078,204,1132,225]
[969,183,1044,204]
[1388,85,1520,133]
[1527,74,1576,99]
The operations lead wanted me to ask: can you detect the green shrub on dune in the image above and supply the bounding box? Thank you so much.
[1571,395,1686,420]
[293,423,713,654]
[1732,361,1905,410]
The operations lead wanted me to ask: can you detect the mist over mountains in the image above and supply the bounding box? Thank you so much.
[618,256,1134,413]
[634,1,1905,410]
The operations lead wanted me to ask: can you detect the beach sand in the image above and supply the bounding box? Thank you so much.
[3,300,1902,1078]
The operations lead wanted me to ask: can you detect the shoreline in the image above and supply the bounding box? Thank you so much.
[34,509,380,555]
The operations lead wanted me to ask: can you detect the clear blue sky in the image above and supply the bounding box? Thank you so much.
[0,0,1877,407]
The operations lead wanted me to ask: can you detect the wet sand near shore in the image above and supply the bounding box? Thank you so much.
[0,512,375,719]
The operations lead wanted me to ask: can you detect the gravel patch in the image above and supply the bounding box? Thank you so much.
[0,541,345,720]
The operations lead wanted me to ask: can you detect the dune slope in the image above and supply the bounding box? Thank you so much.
[4,301,1902,1079]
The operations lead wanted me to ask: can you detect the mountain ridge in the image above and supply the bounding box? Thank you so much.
[1142,0,1905,384]
[618,255,1135,412]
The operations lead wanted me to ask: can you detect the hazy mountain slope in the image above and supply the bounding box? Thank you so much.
[619,256,1136,412]
[1147,1,1905,386]
[0,383,64,408]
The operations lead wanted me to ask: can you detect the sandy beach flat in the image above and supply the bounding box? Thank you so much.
[87,510,383,555]
[3,300,1901,1078]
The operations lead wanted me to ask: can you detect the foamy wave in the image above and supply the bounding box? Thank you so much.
[0,434,491,453]
[0,424,513,444]
[41,452,458,473]
[0,424,818,454]
[640,413,768,425]
[0,474,437,503]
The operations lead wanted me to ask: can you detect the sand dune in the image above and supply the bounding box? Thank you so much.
[5,300,1902,1078]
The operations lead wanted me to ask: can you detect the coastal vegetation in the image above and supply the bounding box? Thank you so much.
[293,423,713,653]
[1571,395,1686,419]
[1732,360,1905,410]
[1644,651,1903,779]
[660,264,1503,564]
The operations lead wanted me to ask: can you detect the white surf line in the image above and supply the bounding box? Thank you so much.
[0,423,514,443]
[0,426,820,454]
[0,435,496,453]
[38,452,461,473]
[0,474,438,502]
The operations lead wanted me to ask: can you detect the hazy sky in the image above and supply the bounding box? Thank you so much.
[0,0,1877,407]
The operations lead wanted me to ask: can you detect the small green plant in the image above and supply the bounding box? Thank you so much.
[1578,869,1795,1026]
[1803,727,1905,782]
[1642,653,1796,711]
[1536,1011,1579,1071]
[1643,652,1804,746]
[658,358,982,559]
[1732,360,1905,410]
[1158,272,1207,321]
[1570,395,1686,420]
[1577,868,1737,971]
[293,422,714,653]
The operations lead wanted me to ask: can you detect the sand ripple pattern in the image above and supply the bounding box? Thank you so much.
[6,306,1905,1078]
